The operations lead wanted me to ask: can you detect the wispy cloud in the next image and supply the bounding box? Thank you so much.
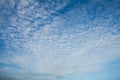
[0,0,120,80]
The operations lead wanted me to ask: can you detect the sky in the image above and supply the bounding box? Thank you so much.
[0,0,120,80]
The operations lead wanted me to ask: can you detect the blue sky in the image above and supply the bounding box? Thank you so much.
[0,0,120,80]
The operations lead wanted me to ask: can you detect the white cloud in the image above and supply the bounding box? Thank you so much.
[3,23,120,75]
[0,0,120,79]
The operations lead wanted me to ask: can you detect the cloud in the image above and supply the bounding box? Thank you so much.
[0,0,120,80]
[0,73,16,80]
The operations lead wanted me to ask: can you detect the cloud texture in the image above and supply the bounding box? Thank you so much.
[0,0,120,80]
